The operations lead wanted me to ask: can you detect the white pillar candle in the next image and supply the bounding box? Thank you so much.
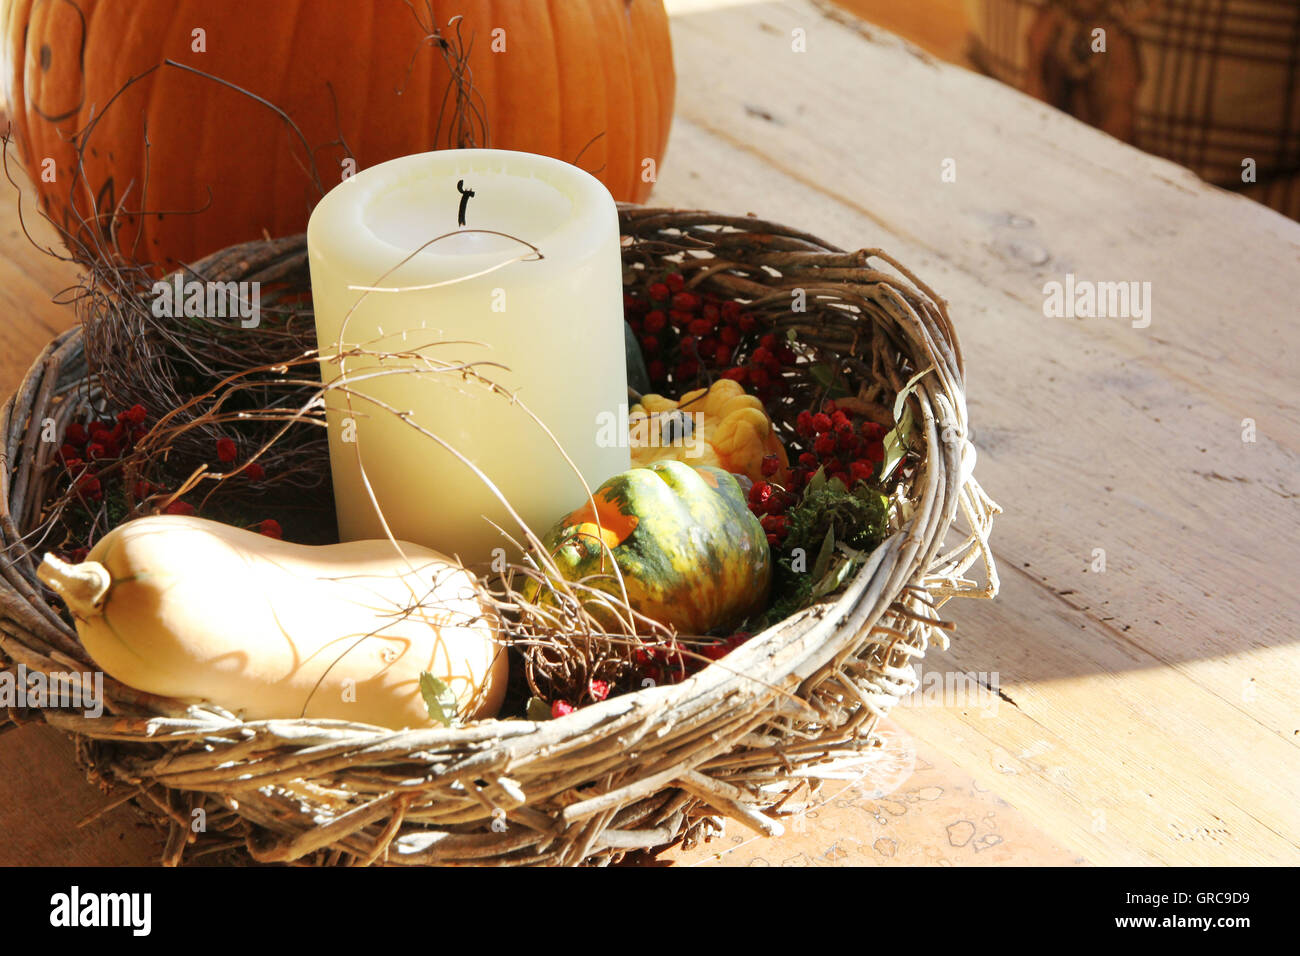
[307,149,629,564]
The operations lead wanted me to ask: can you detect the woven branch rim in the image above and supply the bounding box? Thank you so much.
[0,206,999,866]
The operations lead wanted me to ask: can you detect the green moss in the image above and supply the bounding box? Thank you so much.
[751,470,890,629]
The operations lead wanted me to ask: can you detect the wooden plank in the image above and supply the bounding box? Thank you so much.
[0,159,81,390]
[666,720,1083,866]
[667,0,1300,447]
[0,157,161,865]
[823,0,972,64]
[652,0,1300,864]
[0,723,166,866]
[900,578,1299,864]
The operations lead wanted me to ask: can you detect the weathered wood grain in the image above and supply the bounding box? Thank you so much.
[652,0,1300,865]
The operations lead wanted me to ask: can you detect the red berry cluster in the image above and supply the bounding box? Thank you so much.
[633,642,688,687]
[549,677,613,718]
[635,632,755,685]
[701,632,752,662]
[57,404,150,506]
[746,400,889,547]
[161,500,280,540]
[161,436,278,538]
[554,631,760,714]
[214,435,266,481]
[624,273,798,401]
[748,475,798,547]
[794,400,888,485]
[58,408,284,555]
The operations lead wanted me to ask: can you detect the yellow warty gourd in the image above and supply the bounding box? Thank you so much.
[629,378,790,484]
[37,515,507,729]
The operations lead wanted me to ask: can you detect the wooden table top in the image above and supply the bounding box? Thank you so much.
[1,0,1296,867]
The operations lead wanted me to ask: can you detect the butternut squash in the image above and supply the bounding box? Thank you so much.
[37,515,507,729]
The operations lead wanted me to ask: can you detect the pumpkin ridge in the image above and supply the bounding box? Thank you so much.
[7,0,674,268]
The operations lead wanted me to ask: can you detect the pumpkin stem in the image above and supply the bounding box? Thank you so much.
[37,553,111,618]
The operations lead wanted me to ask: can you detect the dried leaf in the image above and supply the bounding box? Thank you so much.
[892,365,933,423]
[880,402,916,483]
[419,672,459,727]
[811,552,856,600]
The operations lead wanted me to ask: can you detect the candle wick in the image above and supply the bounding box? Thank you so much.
[456,179,475,227]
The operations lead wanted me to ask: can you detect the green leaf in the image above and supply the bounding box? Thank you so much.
[879,401,916,484]
[624,321,652,395]
[872,366,931,486]
[811,525,836,582]
[809,363,852,398]
[811,553,857,600]
[526,697,553,722]
[758,471,892,628]
[853,483,888,508]
[419,672,459,727]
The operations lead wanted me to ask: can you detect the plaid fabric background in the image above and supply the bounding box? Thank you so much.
[966,0,1300,220]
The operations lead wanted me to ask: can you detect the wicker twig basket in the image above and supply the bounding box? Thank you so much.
[0,206,999,866]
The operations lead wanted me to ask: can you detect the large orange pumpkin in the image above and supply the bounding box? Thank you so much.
[2,0,674,270]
